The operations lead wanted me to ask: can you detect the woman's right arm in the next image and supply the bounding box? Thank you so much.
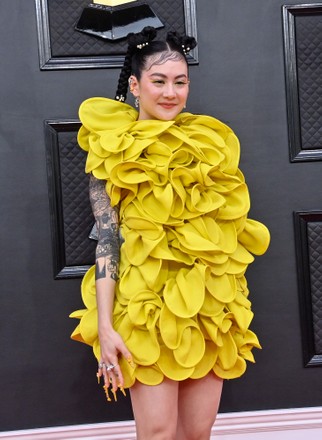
[89,174,131,393]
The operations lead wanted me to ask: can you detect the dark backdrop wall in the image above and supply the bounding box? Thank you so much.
[1,0,321,432]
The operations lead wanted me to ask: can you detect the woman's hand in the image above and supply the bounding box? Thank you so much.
[97,328,132,400]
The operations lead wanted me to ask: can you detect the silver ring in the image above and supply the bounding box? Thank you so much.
[98,362,104,369]
[106,364,116,371]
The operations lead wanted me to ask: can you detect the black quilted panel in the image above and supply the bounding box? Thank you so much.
[307,222,322,354]
[47,0,185,57]
[295,14,322,150]
[58,131,96,266]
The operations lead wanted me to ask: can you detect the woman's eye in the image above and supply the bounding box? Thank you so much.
[151,80,188,87]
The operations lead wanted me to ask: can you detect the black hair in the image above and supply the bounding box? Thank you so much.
[115,27,197,102]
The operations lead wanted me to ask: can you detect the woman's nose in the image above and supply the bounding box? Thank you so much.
[163,83,176,98]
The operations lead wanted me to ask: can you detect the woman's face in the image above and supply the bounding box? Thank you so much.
[130,57,190,121]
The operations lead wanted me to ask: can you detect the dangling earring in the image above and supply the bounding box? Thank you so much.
[135,97,140,108]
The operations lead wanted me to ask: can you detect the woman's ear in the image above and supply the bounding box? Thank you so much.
[129,75,139,97]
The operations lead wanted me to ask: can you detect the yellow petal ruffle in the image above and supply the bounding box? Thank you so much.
[71,98,270,387]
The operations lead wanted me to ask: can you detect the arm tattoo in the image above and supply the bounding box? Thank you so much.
[89,175,120,281]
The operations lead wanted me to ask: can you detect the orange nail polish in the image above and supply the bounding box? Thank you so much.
[103,385,111,402]
[119,386,126,397]
[127,357,135,368]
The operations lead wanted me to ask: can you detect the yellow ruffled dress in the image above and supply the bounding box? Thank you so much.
[70,97,270,388]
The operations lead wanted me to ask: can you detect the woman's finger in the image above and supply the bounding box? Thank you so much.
[98,361,124,401]
[96,361,104,384]
[110,363,123,393]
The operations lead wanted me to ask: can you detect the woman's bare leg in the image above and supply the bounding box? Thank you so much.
[130,378,179,440]
[176,373,223,440]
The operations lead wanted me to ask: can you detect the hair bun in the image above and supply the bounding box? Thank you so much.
[167,31,197,55]
[127,26,157,51]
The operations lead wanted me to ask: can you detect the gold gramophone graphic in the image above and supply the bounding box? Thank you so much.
[75,0,164,40]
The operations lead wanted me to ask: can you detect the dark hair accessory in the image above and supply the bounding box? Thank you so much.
[127,26,157,51]
[166,31,197,56]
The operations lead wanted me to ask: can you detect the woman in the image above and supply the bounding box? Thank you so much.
[70,27,270,439]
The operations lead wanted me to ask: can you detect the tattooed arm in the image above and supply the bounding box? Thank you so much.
[89,174,131,390]
[89,174,120,283]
